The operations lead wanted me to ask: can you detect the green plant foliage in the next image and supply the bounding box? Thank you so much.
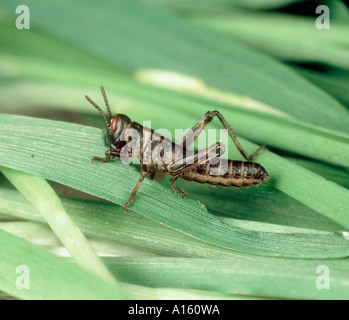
[0,0,348,300]
[2,114,349,258]
[0,230,130,300]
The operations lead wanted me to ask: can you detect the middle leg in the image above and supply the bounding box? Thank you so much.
[123,165,148,211]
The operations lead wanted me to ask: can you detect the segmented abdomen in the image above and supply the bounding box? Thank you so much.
[181,160,269,187]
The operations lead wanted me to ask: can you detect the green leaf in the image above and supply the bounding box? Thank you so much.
[1,114,349,258]
[2,186,349,300]
[2,187,349,271]
[1,0,348,132]
[191,10,349,70]
[1,0,348,301]
[0,223,261,300]
[293,66,349,109]
[104,257,349,300]
[1,59,349,169]
[143,0,302,11]
[179,181,345,232]
[2,186,348,262]
[119,283,254,300]
[0,230,130,299]
[0,167,117,284]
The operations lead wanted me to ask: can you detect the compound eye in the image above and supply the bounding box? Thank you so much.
[110,115,120,134]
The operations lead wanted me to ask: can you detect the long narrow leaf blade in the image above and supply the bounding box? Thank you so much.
[0,0,348,132]
[1,114,349,258]
[0,230,130,299]
[104,257,349,300]
[0,167,117,284]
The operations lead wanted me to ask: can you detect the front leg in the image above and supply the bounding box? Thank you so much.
[91,149,120,163]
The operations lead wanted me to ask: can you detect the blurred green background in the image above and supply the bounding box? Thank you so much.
[0,0,349,300]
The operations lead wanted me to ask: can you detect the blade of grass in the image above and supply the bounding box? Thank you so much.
[143,0,302,11]
[0,188,346,261]
[0,167,117,284]
[286,156,349,189]
[0,13,124,75]
[105,257,349,300]
[1,79,349,224]
[177,180,344,232]
[0,230,130,299]
[293,66,349,109]
[0,220,157,258]
[1,57,349,168]
[1,0,348,132]
[0,226,259,300]
[0,116,349,258]
[119,282,255,300]
[2,185,349,301]
[331,0,349,22]
[1,187,349,273]
[191,10,349,70]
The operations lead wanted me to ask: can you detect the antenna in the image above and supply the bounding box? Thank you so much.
[85,94,109,127]
[100,86,112,120]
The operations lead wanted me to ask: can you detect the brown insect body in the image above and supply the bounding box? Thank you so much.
[182,160,268,188]
[86,86,269,210]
